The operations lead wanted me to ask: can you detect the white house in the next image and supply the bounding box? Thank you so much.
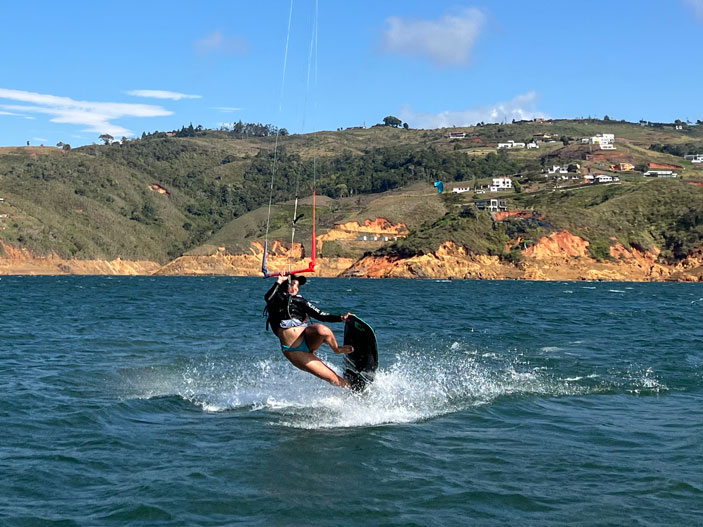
[684,154,703,163]
[475,199,507,212]
[584,174,595,183]
[644,170,677,178]
[497,140,526,149]
[489,177,513,192]
[452,186,472,194]
[547,165,569,175]
[526,141,539,149]
[594,174,619,183]
[590,133,615,150]
[448,132,466,139]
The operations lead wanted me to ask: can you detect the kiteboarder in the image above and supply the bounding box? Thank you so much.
[264,274,353,388]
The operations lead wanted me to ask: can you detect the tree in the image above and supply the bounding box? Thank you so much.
[403,122,409,130]
[99,133,114,145]
[62,144,71,151]
[604,115,611,121]
[57,141,64,148]
[383,115,402,128]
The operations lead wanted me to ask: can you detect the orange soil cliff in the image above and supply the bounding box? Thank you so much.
[2,229,702,281]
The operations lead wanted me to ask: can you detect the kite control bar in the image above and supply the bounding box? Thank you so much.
[261,190,317,279]
[261,249,316,278]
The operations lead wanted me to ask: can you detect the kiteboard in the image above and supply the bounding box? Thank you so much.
[343,315,378,392]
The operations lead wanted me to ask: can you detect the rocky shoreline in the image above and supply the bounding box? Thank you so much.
[2,231,702,282]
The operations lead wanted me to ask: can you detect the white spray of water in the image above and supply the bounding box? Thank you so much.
[120,339,646,429]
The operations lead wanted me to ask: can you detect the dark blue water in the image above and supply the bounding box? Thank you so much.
[1,277,702,526]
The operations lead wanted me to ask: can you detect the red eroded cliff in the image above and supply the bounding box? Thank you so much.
[523,230,590,259]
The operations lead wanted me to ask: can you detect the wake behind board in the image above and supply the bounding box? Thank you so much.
[343,315,378,392]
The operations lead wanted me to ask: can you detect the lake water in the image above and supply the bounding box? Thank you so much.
[1,276,702,526]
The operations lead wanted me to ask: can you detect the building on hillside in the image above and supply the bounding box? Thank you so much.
[594,174,620,183]
[584,174,595,183]
[590,133,615,150]
[533,132,555,140]
[684,154,703,163]
[357,235,400,242]
[0,197,4,203]
[448,132,466,139]
[497,140,525,149]
[557,172,583,181]
[452,186,472,194]
[474,199,507,212]
[526,141,539,149]
[547,165,569,175]
[490,177,513,192]
[644,170,678,178]
[610,162,635,171]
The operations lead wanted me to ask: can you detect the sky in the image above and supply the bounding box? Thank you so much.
[1,0,702,147]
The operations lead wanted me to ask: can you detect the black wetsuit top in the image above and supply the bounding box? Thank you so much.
[264,281,343,333]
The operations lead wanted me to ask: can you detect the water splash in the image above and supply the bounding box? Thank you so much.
[117,341,670,429]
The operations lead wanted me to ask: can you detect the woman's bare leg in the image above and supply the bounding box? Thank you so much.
[304,324,353,354]
[283,350,351,388]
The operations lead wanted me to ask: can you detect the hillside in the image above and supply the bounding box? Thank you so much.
[1,119,703,279]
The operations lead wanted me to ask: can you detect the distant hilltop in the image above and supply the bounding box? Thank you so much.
[1,118,702,280]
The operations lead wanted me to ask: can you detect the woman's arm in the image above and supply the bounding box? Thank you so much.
[264,275,288,302]
[299,297,350,323]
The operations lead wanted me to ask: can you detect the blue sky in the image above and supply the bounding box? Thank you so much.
[1,0,702,147]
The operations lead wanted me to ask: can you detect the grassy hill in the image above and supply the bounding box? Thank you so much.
[1,119,702,264]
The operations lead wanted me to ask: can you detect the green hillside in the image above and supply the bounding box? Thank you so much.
[1,119,702,264]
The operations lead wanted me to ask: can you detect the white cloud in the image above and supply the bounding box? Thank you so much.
[0,88,172,137]
[195,30,250,56]
[380,7,486,67]
[126,89,201,101]
[214,106,243,112]
[0,109,33,119]
[399,92,548,129]
[33,137,48,143]
[684,0,703,19]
